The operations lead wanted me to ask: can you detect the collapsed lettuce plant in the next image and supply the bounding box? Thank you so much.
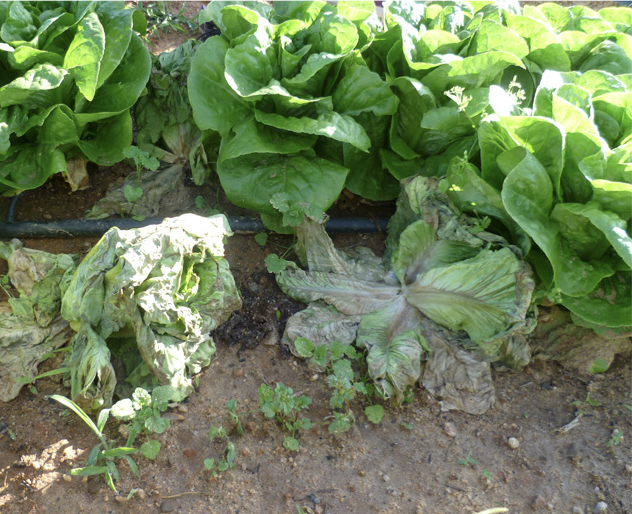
[0,240,76,401]
[89,40,219,219]
[271,177,534,413]
[188,0,398,231]
[0,1,151,194]
[60,214,241,413]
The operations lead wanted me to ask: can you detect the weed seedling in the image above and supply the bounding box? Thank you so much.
[457,450,479,467]
[293,338,385,433]
[0,275,12,298]
[110,386,178,459]
[49,395,139,492]
[194,193,221,217]
[571,393,602,415]
[258,382,312,451]
[205,425,236,476]
[607,430,624,447]
[254,233,268,247]
[225,398,244,436]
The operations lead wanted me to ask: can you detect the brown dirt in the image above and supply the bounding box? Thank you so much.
[1,3,631,514]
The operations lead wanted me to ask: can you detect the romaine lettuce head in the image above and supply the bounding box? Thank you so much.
[0,1,150,195]
[60,214,241,413]
[188,1,398,230]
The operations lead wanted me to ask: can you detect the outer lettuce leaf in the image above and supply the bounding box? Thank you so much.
[388,75,436,158]
[499,147,615,297]
[63,12,105,102]
[532,306,631,375]
[445,158,531,256]
[0,315,71,402]
[0,239,78,328]
[217,150,348,218]
[423,51,524,97]
[188,36,251,136]
[283,302,361,356]
[356,297,425,402]
[561,270,632,329]
[421,320,495,414]
[219,116,316,163]
[333,63,399,117]
[66,324,117,413]
[254,110,370,152]
[276,268,400,316]
[391,219,478,285]
[404,240,532,342]
[343,112,400,201]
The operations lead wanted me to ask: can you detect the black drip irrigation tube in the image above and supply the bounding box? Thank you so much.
[1,193,389,238]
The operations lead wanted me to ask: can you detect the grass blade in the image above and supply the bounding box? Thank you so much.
[48,395,102,439]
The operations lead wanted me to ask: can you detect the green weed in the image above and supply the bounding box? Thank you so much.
[49,395,139,493]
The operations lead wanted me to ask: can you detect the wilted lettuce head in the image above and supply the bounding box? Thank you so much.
[61,214,241,413]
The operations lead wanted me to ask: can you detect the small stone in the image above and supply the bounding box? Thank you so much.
[507,437,520,449]
[115,495,128,504]
[358,470,366,477]
[444,422,457,438]
[308,493,321,504]
[532,495,551,510]
[232,369,243,378]
[32,461,41,470]
[314,506,323,514]
[177,404,188,414]
[567,443,579,459]
[135,489,147,500]
[382,474,390,482]
[572,507,585,514]
[62,474,72,483]
[593,502,608,513]
[160,499,177,512]
[626,464,632,475]
[416,507,424,514]
[349,486,356,493]
[103,495,109,503]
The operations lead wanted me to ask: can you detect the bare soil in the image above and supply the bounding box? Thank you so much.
[1,3,631,513]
